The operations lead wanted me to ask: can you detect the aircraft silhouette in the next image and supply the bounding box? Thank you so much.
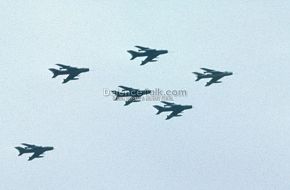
[153,101,192,120]
[49,64,89,83]
[193,68,233,86]
[15,143,54,161]
[111,85,151,106]
[127,46,168,65]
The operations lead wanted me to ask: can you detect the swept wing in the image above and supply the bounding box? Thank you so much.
[22,143,37,148]
[201,68,221,74]
[161,101,176,106]
[28,150,45,161]
[166,110,183,120]
[205,76,223,86]
[56,64,75,70]
[63,73,79,83]
[118,85,138,92]
[135,46,152,51]
[124,97,141,106]
[141,55,158,65]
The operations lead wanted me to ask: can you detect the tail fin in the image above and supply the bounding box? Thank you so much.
[127,50,139,60]
[49,68,59,78]
[153,105,165,115]
[15,147,25,156]
[193,72,204,81]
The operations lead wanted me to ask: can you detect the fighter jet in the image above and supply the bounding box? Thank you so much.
[153,101,192,120]
[15,143,54,161]
[111,85,151,106]
[49,64,89,83]
[127,46,168,65]
[193,68,233,86]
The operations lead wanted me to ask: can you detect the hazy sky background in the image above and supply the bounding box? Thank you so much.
[1,1,290,189]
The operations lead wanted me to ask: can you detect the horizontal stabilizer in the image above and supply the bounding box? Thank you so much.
[127,50,139,60]
[153,105,164,115]
[193,72,204,81]
[49,69,60,78]
[15,147,25,156]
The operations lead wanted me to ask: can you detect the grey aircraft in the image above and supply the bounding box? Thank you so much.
[111,85,151,106]
[193,68,233,86]
[153,101,192,120]
[127,46,168,65]
[49,64,89,83]
[15,143,54,161]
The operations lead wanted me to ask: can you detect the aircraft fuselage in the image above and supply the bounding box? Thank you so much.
[162,105,192,112]
[18,146,54,154]
[201,72,233,79]
[56,68,89,76]
[135,50,168,58]
[113,90,151,98]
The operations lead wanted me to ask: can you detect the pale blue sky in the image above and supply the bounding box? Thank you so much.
[1,1,290,190]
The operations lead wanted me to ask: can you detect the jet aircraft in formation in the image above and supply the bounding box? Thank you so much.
[49,64,89,83]
[15,143,54,161]
[127,46,168,65]
[112,85,151,106]
[19,47,233,161]
[193,68,233,86]
[153,101,192,120]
